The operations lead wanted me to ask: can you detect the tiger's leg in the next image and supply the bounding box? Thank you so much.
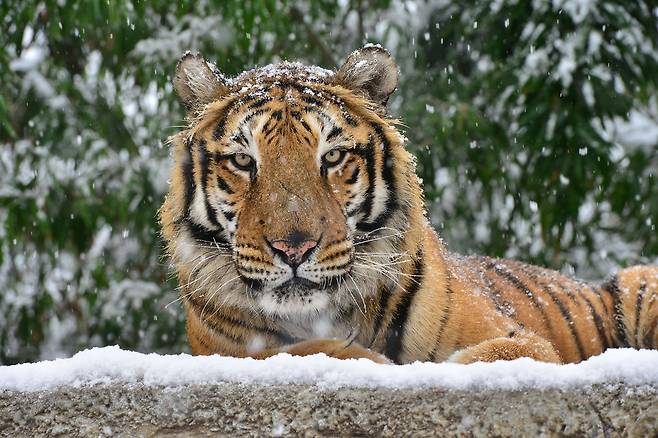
[187,307,390,363]
[250,338,391,363]
[605,265,658,349]
[448,331,562,364]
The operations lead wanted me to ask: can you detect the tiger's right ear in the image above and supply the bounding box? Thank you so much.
[335,45,398,107]
[174,52,229,114]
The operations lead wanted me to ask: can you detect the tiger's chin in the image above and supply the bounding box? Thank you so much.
[242,273,350,317]
[255,287,332,317]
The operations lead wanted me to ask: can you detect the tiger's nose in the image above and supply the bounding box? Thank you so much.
[268,233,319,268]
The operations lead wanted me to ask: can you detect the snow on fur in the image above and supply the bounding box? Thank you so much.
[1,347,657,392]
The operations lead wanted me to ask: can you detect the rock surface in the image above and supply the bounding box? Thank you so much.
[2,382,657,437]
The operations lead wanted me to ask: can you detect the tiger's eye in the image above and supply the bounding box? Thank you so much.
[233,153,254,169]
[323,149,344,165]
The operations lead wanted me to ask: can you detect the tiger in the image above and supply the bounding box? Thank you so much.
[160,45,658,365]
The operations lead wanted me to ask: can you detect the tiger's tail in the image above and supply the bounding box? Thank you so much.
[602,265,658,350]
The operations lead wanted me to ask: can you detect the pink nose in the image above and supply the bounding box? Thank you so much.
[270,239,318,266]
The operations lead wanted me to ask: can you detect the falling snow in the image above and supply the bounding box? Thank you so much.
[2,0,657,364]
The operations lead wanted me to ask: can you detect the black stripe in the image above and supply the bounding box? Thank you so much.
[236,93,261,105]
[261,118,273,136]
[182,137,196,217]
[263,120,278,137]
[326,126,343,141]
[213,101,237,140]
[384,251,424,363]
[524,270,586,361]
[346,205,359,217]
[368,283,393,348]
[475,256,512,316]
[342,110,358,127]
[302,106,325,116]
[538,286,587,358]
[301,95,323,107]
[356,124,398,232]
[427,279,453,362]
[187,298,243,343]
[590,284,613,322]
[280,80,319,96]
[635,280,647,347]
[231,131,249,148]
[487,261,557,343]
[243,108,265,124]
[301,133,313,147]
[187,294,296,344]
[219,314,298,345]
[242,277,264,291]
[193,330,219,351]
[488,262,542,307]
[205,319,244,344]
[601,275,630,347]
[346,166,360,184]
[248,97,272,110]
[520,263,579,306]
[581,294,610,350]
[299,119,312,134]
[354,140,376,223]
[216,174,234,194]
[198,140,221,227]
[186,220,230,246]
[237,265,270,274]
[590,284,614,348]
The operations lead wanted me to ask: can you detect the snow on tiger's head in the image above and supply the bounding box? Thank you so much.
[160,45,419,317]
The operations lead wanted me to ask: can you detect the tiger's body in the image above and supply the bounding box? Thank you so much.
[160,46,658,364]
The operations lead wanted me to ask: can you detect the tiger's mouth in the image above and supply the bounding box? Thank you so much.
[242,272,347,294]
[275,277,322,291]
[274,274,347,292]
[236,265,352,316]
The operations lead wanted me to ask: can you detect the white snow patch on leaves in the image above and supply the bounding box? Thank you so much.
[1,346,657,392]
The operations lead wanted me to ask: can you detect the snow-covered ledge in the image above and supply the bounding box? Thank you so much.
[2,347,657,436]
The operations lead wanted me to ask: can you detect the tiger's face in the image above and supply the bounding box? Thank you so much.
[163,47,416,319]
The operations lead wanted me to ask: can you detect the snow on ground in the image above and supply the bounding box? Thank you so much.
[1,346,657,393]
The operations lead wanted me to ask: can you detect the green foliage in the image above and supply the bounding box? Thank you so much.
[1,0,656,364]
[410,0,658,269]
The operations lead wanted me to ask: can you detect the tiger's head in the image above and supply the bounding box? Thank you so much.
[161,46,424,319]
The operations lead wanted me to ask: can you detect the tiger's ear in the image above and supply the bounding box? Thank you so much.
[174,52,229,114]
[335,45,399,106]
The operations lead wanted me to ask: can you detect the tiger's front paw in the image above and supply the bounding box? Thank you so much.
[284,338,391,364]
[448,334,562,364]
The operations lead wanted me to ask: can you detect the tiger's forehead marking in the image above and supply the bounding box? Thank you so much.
[211,61,354,128]
[209,81,357,156]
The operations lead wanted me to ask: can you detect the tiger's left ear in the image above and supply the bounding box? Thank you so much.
[174,52,229,115]
[335,45,399,106]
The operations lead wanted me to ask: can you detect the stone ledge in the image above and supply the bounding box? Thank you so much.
[2,383,657,437]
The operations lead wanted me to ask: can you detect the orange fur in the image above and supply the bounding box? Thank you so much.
[161,48,658,365]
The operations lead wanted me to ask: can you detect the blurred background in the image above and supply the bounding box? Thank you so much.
[1,1,657,365]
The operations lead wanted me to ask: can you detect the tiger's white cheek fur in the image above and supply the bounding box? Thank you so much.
[345,179,366,227]
[368,150,390,221]
[174,234,198,264]
[206,189,236,234]
[347,215,357,232]
[190,189,219,231]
